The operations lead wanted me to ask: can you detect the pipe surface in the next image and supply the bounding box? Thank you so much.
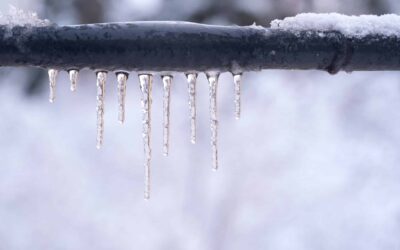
[0,21,399,73]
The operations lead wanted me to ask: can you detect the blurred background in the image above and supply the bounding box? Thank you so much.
[1,0,400,249]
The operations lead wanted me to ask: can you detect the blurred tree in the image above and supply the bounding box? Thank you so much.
[187,0,271,25]
[366,0,389,14]
[73,0,104,24]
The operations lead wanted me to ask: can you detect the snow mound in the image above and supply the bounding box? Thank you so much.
[270,13,400,38]
[0,5,50,27]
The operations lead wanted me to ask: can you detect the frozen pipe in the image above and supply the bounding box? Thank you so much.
[0,21,400,74]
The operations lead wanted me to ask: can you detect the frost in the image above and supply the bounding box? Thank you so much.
[0,6,50,27]
[271,13,400,38]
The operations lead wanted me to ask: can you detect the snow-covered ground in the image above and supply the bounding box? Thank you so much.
[1,69,400,250]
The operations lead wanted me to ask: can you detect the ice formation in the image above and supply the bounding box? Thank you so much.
[69,70,79,92]
[139,74,153,200]
[46,69,245,198]
[48,69,58,103]
[186,73,197,144]
[207,73,220,171]
[117,72,128,124]
[162,75,172,156]
[233,74,241,120]
[96,72,107,149]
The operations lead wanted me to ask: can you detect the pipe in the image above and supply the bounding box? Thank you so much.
[0,21,399,74]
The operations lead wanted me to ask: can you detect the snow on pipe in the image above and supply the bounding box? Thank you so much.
[3,20,400,199]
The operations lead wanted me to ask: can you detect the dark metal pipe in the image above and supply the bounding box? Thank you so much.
[0,21,400,73]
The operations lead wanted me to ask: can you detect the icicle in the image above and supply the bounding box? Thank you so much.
[162,75,172,156]
[69,69,79,92]
[116,72,128,124]
[207,73,219,171]
[186,73,197,144]
[139,74,153,200]
[48,69,58,103]
[96,71,107,149]
[233,73,242,119]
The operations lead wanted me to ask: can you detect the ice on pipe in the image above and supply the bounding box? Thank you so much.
[186,73,197,144]
[162,75,172,156]
[48,69,58,103]
[0,6,50,27]
[233,74,241,120]
[96,72,107,149]
[139,74,153,200]
[116,72,128,124]
[207,73,219,171]
[271,13,400,38]
[69,70,79,92]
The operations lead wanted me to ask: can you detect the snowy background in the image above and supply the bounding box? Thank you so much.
[1,0,400,250]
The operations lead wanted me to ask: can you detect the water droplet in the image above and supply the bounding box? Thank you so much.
[139,74,153,200]
[69,69,79,92]
[207,73,219,171]
[162,75,172,156]
[186,73,197,144]
[48,69,58,103]
[96,71,107,149]
[116,72,128,124]
[233,73,242,119]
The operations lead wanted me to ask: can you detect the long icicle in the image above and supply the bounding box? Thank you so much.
[69,69,79,92]
[139,74,153,200]
[96,71,107,149]
[186,73,197,144]
[207,73,219,171]
[233,73,242,119]
[117,72,128,124]
[162,75,172,156]
[48,69,58,103]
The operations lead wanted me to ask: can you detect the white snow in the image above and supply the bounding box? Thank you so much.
[271,13,400,38]
[0,5,50,27]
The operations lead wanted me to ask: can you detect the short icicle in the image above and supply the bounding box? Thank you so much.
[207,73,219,171]
[69,69,79,92]
[186,73,197,144]
[48,69,58,103]
[162,75,172,156]
[233,73,242,119]
[116,72,128,124]
[139,74,153,200]
[96,71,107,149]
